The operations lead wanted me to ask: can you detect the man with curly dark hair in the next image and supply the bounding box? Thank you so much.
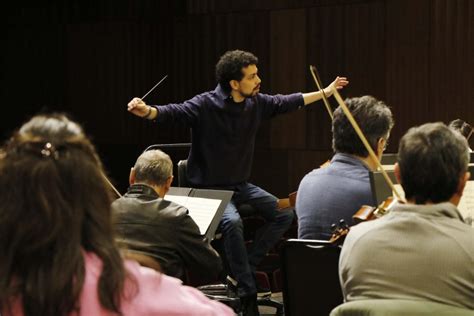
[127,49,348,315]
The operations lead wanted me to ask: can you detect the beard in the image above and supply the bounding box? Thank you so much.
[240,86,260,98]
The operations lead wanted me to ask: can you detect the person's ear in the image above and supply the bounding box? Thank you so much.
[164,175,174,193]
[456,172,470,196]
[377,138,386,157]
[394,163,402,185]
[129,167,136,185]
[229,80,240,91]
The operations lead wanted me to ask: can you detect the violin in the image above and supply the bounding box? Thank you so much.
[328,219,350,244]
[325,84,404,245]
[328,197,399,245]
[353,196,396,223]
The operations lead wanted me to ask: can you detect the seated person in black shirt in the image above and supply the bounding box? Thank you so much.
[112,149,222,282]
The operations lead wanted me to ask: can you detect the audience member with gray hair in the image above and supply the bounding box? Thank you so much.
[339,122,473,311]
[112,149,222,282]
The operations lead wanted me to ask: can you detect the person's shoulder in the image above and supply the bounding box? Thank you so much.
[296,169,329,204]
[300,166,331,183]
[196,87,225,102]
[442,217,474,248]
[197,89,216,99]
[111,193,153,211]
[177,90,216,109]
[188,89,228,112]
[344,219,386,246]
[110,196,127,208]
[158,199,189,217]
[122,260,233,315]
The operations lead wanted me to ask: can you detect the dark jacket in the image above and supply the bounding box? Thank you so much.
[112,184,222,281]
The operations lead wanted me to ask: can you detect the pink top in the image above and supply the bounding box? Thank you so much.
[6,252,234,316]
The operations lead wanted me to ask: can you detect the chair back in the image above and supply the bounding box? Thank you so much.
[330,299,474,316]
[177,160,189,187]
[281,239,343,316]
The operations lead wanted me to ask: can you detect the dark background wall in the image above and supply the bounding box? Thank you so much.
[1,0,473,196]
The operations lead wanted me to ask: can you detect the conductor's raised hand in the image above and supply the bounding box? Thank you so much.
[324,76,349,97]
[127,97,149,117]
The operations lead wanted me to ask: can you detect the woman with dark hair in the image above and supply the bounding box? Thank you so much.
[0,114,232,316]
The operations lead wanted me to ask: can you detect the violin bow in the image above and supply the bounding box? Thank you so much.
[309,65,333,120]
[102,172,122,198]
[331,88,403,201]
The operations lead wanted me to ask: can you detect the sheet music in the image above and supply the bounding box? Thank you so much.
[393,184,474,227]
[458,181,474,227]
[164,194,222,234]
[381,164,396,171]
[393,184,406,201]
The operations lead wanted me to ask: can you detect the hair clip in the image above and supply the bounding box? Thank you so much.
[41,142,59,159]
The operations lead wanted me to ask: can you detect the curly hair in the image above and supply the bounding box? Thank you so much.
[215,50,258,92]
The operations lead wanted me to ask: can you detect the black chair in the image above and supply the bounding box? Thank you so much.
[281,239,343,316]
[177,159,284,315]
[177,159,190,188]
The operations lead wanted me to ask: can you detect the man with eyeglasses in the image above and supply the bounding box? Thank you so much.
[296,96,394,240]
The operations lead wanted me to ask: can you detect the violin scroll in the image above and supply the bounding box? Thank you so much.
[328,219,350,245]
[329,197,398,244]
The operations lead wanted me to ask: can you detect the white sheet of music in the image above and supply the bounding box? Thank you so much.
[393,184,406,201]
[393,183,474,227]
[381,164,396,171]
[457,181,474,227]
[164,194,222,234]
